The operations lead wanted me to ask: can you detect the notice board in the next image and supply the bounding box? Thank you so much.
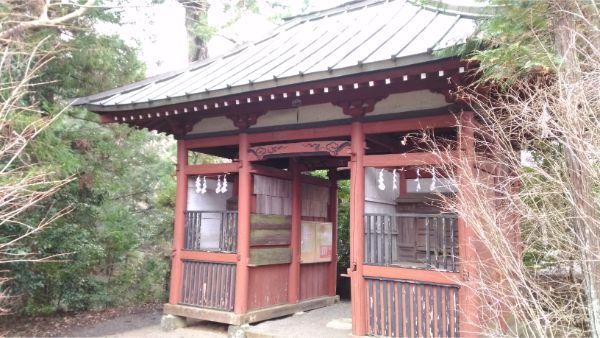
[301,221,333,263]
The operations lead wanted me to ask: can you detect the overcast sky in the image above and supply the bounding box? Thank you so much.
[106,0,347,76]
[107,0,484,76]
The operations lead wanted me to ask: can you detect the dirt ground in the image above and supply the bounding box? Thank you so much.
[1,303,228,337]
[2,301,352,337]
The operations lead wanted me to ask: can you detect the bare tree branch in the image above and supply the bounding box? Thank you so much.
[0,0,95,41]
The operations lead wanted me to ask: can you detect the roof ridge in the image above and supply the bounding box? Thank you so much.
[283,0,494,22]
[412,0,497,19]
[283,0,388,22]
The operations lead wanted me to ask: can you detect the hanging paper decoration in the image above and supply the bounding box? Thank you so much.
[195,176,202,193]
[430,168,437,191]
[216,175,222,193]
[392,169,398,190]
[378,169,386,191]
[222,174,228,193]
[415,168,421,192]
[201,176,207,194]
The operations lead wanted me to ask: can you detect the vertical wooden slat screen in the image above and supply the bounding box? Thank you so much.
[366,277,460,337]
[180,261,236,311]
[364,213,458,272]
[184,211,238,252]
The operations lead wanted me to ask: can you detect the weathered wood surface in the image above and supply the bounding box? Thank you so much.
[250,213,291,246]
[301,183,329,218]
[248,264,289,310]
[253,175,292,216]
[164,295,339,325]
[250,214,291,229]
[249,247,292,266]
[180,261,236,311]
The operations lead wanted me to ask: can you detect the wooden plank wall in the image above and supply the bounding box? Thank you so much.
[301,183,329,219]
[249,214,292,266]
[248,264,289,310]
[299,262,330,300]
[247,175,335,308]
[299,181,332,300]
[248,175,292,310]
[254,175,292,215]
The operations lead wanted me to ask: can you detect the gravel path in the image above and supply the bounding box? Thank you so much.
[66,308,227,338]
[55,301,352,338]
[246,301,352,338]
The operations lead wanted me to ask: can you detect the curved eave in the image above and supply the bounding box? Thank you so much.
[78,52,449,113]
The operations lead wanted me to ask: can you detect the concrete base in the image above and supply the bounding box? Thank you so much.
[163,295,339,326]
[160,314,187,331]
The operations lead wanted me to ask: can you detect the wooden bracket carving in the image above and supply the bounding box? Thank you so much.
[247,140,351,161]
[334,96,387,118]
[430,73,476,106]
[226,112,265,130]
[169,118,197,138]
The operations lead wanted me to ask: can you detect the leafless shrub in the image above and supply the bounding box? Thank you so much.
[0,1,98,314]
[424,2,599,336]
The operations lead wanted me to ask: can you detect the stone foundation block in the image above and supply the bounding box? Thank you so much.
[161,314,187,331]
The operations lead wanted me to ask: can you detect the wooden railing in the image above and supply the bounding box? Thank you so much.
[364,213,458,272]
[366,277,459,337]
[180,261,236,311]
[184,211,237,253]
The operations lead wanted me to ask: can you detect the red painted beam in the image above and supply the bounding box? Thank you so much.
[234,133,251,314]
[349,121,367,336]
[185,135,239,150]
[250,164,292,180]
[362,265,460,286]
[180,251,238,263]
[289,158,301,304]
[362,113,457,135]
[399,168,407,196]
[168,140,188,305]
[327,172,338,296]
[363,151,459,168]
[457,110,481,336]
[248,124,352,144]
[184,162,240,175]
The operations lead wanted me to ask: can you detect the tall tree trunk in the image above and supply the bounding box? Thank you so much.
[553,1,600,336]
[178,0,209,62]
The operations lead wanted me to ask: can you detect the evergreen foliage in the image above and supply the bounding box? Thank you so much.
[1,1,175,315]
[437,0,557,82]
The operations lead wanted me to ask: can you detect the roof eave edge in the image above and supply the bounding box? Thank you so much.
[84,53,458,113]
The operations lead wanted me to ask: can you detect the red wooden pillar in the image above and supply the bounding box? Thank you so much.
[457,111,481,336]
[349,121,367,336]
[169,140,188,304]
[399,168,407,195]
[289,158,301,303]
[234,133,251,314]
[327,171,338,296]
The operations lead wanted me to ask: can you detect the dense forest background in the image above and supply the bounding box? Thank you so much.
[0,0,348,317]
[1,1,598,336]
[2,1,175,315]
